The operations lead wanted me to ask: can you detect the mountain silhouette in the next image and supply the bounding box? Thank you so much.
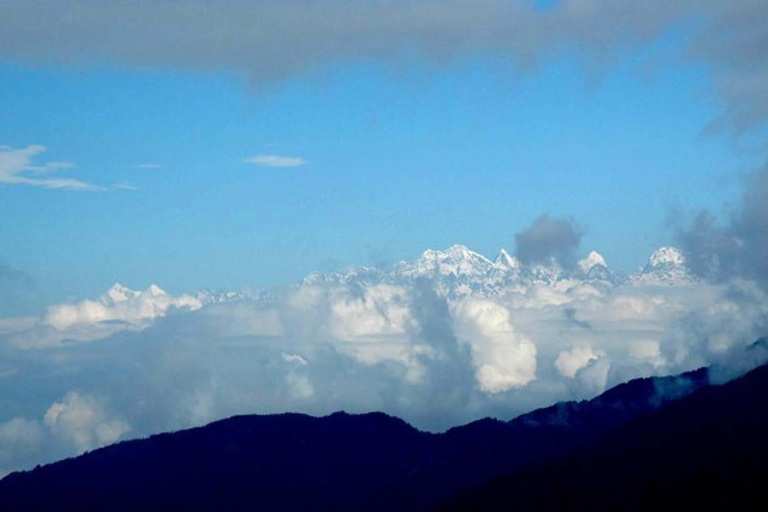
[444,362,768,510]
[3,362,763,511]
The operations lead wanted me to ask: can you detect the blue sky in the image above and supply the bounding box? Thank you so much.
[0,3,764,315]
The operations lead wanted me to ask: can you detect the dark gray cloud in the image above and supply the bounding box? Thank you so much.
[0,1,766,130]
[515,214,582,266]
[690,1,768,133]
[676,166,768,291]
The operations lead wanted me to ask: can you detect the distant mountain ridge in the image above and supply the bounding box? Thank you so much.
[100,245,697,309]
[301,245,696,300]
[0,363,724,511]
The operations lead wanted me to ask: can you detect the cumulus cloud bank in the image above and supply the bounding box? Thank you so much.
[1,237,767,477]
[7,283,201,349]
[453,298,537,392]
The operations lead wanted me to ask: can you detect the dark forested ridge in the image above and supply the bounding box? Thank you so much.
[2,363,765,511]
[444,362,768,511]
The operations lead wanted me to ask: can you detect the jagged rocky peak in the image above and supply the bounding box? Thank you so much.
[294,243,699,296]
[578,251,608,273]
[631,246,696,286]
[494,248,519,269]
[648,246,686,267]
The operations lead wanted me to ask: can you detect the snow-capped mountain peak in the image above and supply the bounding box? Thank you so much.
[648,247,685,267]
[494,249,519,269]
[631,246,696,286]
[217,244,700,303]
[399,245,494,279]
[421,244,490,263]
[103,283,140,305]
[578,251,607,273]
[574,251,627,285]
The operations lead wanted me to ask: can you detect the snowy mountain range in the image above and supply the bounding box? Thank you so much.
[300,245,697,299]
[104,245,698,309]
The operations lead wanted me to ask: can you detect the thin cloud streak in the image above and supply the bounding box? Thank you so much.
[0,145,99,191]
[246,155,307,168]
[0,144,139,192]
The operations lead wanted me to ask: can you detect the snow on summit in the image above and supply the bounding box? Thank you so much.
[578,251,607,273]
[649,247,686,267]
[494,249,520,269]
[15,244,701,350]
[296,244,696,300]
[397,245,494,279]
[632,247,696,286]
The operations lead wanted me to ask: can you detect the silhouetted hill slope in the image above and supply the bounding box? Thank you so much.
[0,367,712,511]
[445,363,768,511]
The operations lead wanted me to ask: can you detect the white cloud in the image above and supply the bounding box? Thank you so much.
[630,340,664,367]
[245,155,306,168]
[111,182,138,190]
[328,284,412,340]
[0,144,99,190]
[285,283,431,384]
[0,418,43,461]
[282,353,309,366]
[6,283,201,349]
[555,345,604,379]
[453,298,537,393]
[44,392,129,453]
[576,358,612,395]
[0,393,128,477]
[1,269,767,477]
[286,373,314,400]
[134,163,162,169]
[0,417,44,479]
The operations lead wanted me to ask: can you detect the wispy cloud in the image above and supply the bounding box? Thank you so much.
[111,182,138,191]
[0,145,99,191]
[134,163,162,170]
[245,155,306,168]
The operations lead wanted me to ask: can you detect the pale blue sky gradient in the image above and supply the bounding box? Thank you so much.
[0,42,757,314]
